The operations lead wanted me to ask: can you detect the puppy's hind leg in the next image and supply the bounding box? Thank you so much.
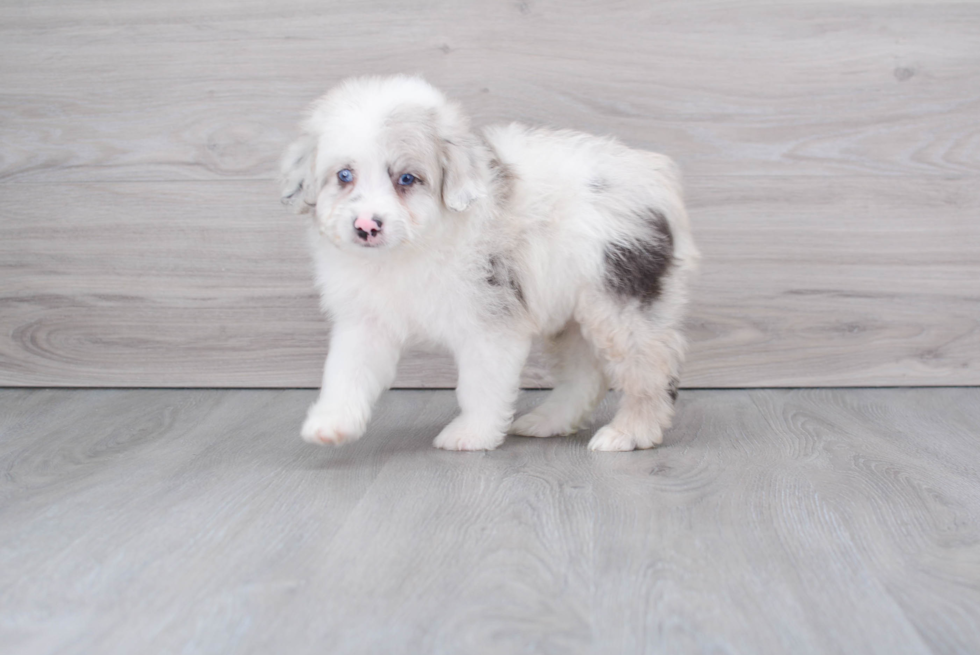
[577,295,685,452]
[510,321,607,438]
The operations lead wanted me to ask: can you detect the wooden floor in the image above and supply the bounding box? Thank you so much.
[1,388,979,654]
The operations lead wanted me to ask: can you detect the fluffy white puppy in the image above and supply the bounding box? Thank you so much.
[280,76,698,451]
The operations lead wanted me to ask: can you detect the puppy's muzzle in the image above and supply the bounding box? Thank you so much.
[353,214,384,246]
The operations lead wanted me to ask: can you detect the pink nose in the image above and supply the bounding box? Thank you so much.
[353,214,383,241]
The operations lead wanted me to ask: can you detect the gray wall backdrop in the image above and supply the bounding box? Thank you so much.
[1,0,978,388]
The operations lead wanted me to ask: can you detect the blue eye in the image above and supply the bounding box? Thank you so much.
[398,173,416,186]
[337,169,353,184]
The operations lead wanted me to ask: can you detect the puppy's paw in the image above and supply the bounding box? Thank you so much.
[433,417,506,451]
[510,409,581,438]
[588,424,663,452]
[300,403,368,446]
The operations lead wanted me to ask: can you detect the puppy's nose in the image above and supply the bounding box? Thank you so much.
[353,214,384,241]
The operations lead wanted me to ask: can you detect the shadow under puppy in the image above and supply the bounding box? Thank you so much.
[280,76,699,451]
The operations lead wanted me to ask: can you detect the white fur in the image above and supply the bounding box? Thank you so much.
[281,76,699,452]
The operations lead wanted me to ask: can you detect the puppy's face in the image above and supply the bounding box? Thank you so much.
[281,77,486,253]
[314,107,444,251]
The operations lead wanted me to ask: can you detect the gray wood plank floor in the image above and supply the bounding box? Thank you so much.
[1,388,979,654]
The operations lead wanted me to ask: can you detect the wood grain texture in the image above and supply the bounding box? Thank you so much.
[1,177,977,387]
[1,0,978,182]
[1,0,979,387]
[1,388,978,653]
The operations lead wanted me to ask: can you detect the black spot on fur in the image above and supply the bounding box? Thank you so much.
[604,209,674,305]
[487,253,525,308]
[667,377,679,403]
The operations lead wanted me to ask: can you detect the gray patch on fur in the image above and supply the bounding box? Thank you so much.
[486,253,525,309]
[667,376,679,403]
[488,157,517,204]
[604,209,674,305]
[383,106,440,186]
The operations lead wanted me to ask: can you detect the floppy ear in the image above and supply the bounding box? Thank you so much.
[438,102,488,212]
[441,134,488,212]
[279,134,318,214]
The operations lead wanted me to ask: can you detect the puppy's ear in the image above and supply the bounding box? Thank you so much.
[280,134,318,214]
[438,103,487,212]
[441,135,487,212]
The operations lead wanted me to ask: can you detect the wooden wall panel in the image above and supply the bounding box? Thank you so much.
[2,177,976,387]
[3,2,980,183]
[1,0,978,387]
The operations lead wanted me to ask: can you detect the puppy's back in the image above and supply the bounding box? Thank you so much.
[482,123,696,268]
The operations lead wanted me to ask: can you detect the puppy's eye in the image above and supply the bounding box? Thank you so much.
[398,173,416,186]
[337,169,354,184]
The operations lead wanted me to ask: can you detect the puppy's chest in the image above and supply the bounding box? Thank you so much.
[325,255,478,331]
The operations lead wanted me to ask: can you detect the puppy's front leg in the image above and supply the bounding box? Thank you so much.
[434,333,531,451]
[301,321,402,446]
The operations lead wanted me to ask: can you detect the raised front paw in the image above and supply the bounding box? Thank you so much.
[300,402,368,446]
[433,416,506,451]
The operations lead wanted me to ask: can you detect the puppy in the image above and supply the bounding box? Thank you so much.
[280,76,698,451]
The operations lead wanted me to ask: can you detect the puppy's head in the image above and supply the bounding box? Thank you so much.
[280,76,487,252]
